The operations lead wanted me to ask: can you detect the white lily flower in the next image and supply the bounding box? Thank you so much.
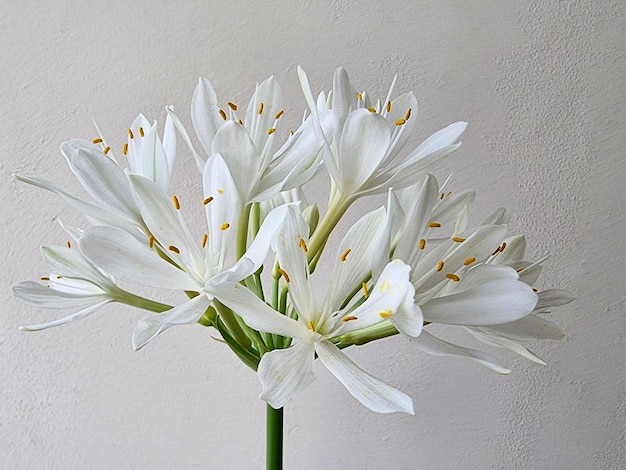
[77,157,289,349]
[212,206,422,413]
[169,76,323,204]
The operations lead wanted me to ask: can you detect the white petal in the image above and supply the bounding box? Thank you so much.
[535,289,576,309]
[133,295,210,350]
[192,77,223,156]
[209,281,306,338]
[421,279,538,325]
[389,289,423,338]
[331,67,356,118]
[258,336,316,409]
[19,300,112,331]
[477,314,564,342]
[315,340,414,414]
[411,330,511,374]
[13,281,107,308]
[41,245,113,289]
[245,76,281,152]
[79,226,200,291]
[466,327,547,365]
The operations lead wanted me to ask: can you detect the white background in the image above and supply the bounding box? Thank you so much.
[2,1,625,468]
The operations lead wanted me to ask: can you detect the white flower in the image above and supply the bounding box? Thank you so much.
[212,205,422,413]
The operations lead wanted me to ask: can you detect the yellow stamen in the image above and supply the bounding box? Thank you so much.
[289,130,294,135]
[436,261,444,272]
[227,101,238,111]
[362,282,369,299]
[356,93,363,100]
[217,188,224,194]
[258,102,264,115]
[419,239,426,250]
[394,118,406,126]
[279,269,290,283]
[440,192,445,199]
[379,309,393,319]
[103,146,111,155]
[66,241,71,248]
[342,315,358,322]
[274,110,284,120]
[453,237,466,243]
[168,245,180,254]
[238,119,243,125]
[307,320,315,331]
[299,238,308,252]
[172,195,180,210]
[340,248,351,262]
[40,277,50,281]
[122,143,128,155]
[138,127,145,137]
[404,108,412,120]
[445,273,460,282]
[201,233,208,248]
[267,128,276,135]
[367,107,377,113]
[464,257,476,266]
[428,222,441,228]
[220,223,230,231]
[218,109,227,121]
[386,101,392,113]
[128,128,134,139]
[92,138,103,144]
[149,236,155,248]
[533,288,538,292]
[56,275,62,279]
[500,242,507,251]
[203,196,214,205]
[491,246,501,256]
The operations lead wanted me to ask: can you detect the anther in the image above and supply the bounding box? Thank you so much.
[201,233,208,248]
[40,277,50,281]
[367,107,377,113]
[217,188,224,194]
[453,237,466,243]
[238,119,243,125]
[342,315,358,322]
[428,222,441,228]
[395,118,406,126]
[362,282,369,298]
[122,143,128,155]
[307,320,315,331]
[66,241,71,248]
[419,239,426,250]
[203,196,214,205]
[279,269,290,283]
[220,223,230,231]
[92,138,103,144]
[340,248,351,262]
[299,238,308,252]
[168,245,180,254]
[128,128,134,139]
[139,127,145,137]
[445,273,460,282]
[56,275,62,279]
[491,246,501,256]
[267,128,276,135]
[464,257,476,266]
[500,242,507,251]
[258,102,264,115]
[404,108,412,120]
[227,101,238,111]
[356,93,363,100]
[379,309,393,319]
[274,110,284,120]
[386,101,392,113]
[149,236,156,248]
[440,192,445,200]
[103,146,111,154]
[218,109,227,121]
[436,261,444,272]
[172,195,180,210]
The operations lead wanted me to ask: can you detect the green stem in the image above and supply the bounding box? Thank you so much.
[306,196,352,271]
[266,405,283,470]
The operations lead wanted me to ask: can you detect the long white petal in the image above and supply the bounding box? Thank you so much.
[133,295,210,350]
[258,336,316,409]
[466,327,547,365]
[535,289,576,310]
[13,281,107,308]
[421,279,537,326]
[315,340,414,414]
[41,245,114,289]
[411,330,511,374]
[477,314,564,342]
[19,300,112,331]
[192,77,222,156]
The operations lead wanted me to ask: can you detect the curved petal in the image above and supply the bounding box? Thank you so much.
[315,340,414,414]
[192,77,223,156]
[133,294,211,350]
[258,336,316,409]
[245,76,281,152]
[477,314,564,342]
[41,245,114,289]
[421,279,538,326]
[19,300,112,331]
[13,281,107,308]
[535,289,576,310]
[466,327,547,365]
[411,330,511,374]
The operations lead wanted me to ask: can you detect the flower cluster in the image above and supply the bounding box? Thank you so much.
[13,67,573,414]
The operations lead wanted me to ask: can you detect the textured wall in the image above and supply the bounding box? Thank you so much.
[2,1,625,468]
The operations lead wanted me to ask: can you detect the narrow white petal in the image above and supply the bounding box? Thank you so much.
[466,327,547,365]
[258,336,316,409]
[240,203,291,273]
[245,76,281,151]
[389,289,423,338]
[477,314,564,342]
[421,279,537,326]
[192,77,222,156]
[41,245,113,289]
[411,330,511,374]
[315,340,414,414]
[535,289,576,309]
[19,300,112,331]
[331,67,356,118]
[13,281,107,308]
[133,295,210,350]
